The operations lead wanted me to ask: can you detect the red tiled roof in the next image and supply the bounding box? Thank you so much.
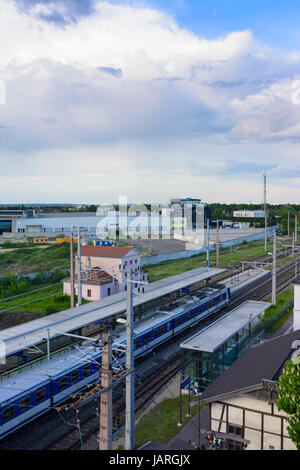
[76,245,136,258]
[63,267,116,286]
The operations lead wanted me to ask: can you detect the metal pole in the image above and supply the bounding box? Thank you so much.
[125,269,135,450]
[293,232,295,255]
[47,328,50,361]
[288,211,290,237]
[70,234,75,309]
[186,385,191,418]
[178,386,183,427]
[197,391,200,450]
[99,336,113,450]
[295,214,298,242]
[272,231,277,306]
[77,229,82,306]
[216,220,220,268]
[264,172,267,252]
[206,219,210,268]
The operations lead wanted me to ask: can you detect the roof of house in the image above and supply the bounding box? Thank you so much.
[200,329,300,404]
[76,245,136,258]
[63,267,116,286]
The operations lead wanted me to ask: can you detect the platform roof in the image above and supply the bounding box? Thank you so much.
[0,267,225,357]
[180,300,270,353]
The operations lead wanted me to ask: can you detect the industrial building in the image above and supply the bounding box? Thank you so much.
[233,210,265,218]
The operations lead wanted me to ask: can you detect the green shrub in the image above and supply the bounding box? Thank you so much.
[46,305,58,315]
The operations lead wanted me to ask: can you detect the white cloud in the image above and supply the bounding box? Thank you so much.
[0,0,300,202]
[230,77,300,138]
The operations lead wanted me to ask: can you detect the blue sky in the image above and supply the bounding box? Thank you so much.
[1,0,300,204]
[146,0,300,48]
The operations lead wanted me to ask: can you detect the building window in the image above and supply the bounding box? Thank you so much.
[87,289,92,297]
[227,423,244,450]
[107,288,111,296]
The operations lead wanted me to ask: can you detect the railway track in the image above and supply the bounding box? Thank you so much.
[46,256,300,451]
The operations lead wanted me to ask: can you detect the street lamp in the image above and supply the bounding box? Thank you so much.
[192,387,201,450]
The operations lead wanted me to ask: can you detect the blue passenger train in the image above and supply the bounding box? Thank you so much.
[0,284,230,440]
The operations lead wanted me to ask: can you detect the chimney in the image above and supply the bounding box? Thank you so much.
[293,277,300,331]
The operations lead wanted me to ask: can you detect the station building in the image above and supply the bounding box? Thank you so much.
[180,300,270,392]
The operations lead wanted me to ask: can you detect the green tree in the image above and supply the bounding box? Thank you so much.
[277,357,300,449]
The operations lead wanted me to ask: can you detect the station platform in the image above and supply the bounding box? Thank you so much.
[220,268,271,297]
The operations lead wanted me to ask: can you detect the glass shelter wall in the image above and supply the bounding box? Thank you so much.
[181,314,265,392]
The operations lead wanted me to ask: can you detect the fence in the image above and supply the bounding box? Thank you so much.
[141,227,276,267]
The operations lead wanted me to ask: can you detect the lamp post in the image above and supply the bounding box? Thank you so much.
[268,230,277,306]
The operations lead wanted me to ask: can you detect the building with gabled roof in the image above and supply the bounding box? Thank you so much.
[63,267,119,301]
[198,330,300,450]
[69,245,147,300]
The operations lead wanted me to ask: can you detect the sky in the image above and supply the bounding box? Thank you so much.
[1,1,300,204]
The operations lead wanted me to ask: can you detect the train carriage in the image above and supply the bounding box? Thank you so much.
[0,283,231,440]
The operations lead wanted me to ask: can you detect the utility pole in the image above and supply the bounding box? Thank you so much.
[288,211,290,237]
[293,232,295,255]
[125,269,135,450]
[77,229,82,306]
[216,220,220,268]
[99,335,113,450]
[47,328,50,361]
[295,214,298,242]
[70,234,75,308]
[264,172,268,252]
[272,231,277,306]
[206,219,210,268]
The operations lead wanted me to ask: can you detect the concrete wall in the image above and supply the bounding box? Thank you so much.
[141,227,276,266]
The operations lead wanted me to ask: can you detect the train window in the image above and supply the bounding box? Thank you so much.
[134,338,141,348]
[71,370,80,384]
[186,312,191,320]
[35,388,46,404]
[19,397,31,412]
[82,365,92,377]
[160,325,165,335]
[154,329,159,338]
[2,406,14,422]
[175,318,180,327]
[58,377,69,391]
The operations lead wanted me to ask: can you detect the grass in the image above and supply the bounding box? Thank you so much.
[263,288,294,333]
[145,240,277,283]
[0,286,90,329]
[135,395,199,448]
[0,283,64,311]
[0,243,72,277]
